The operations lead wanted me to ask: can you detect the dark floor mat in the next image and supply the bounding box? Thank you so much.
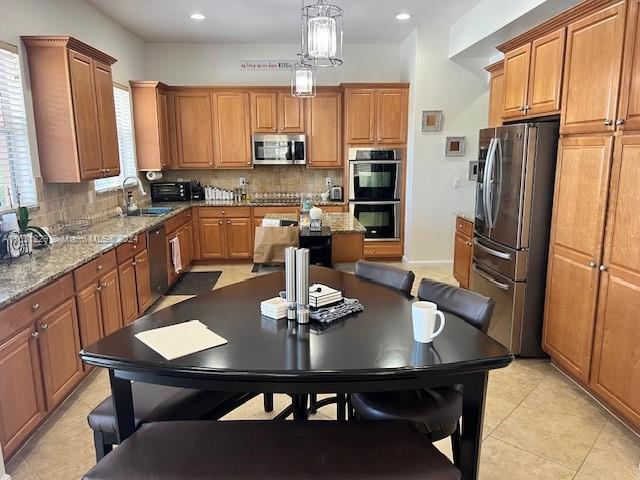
[166,271,222,296]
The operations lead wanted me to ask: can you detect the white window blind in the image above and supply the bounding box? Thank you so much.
[94,85,138,192]
[0,44,36,211]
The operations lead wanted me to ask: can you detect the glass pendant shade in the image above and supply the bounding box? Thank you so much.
[301,0,343,67]
[291,62,316,97]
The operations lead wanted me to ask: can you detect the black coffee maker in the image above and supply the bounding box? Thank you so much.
[190,180,204,200]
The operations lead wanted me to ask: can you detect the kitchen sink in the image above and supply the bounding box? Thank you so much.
[128,207,174,217]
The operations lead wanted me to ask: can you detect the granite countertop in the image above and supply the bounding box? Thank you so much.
[264,212,366,234]
[0,201,350,309]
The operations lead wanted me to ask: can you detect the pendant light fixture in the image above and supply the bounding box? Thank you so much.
[301,0,343,68]
[291,57,316,97]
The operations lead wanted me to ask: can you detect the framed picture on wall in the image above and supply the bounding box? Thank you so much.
[445,136,466,156]
[421,110,443,132]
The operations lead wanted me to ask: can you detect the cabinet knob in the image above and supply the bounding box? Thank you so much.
[525,105,530,111]
[96,264,103,271]
[96,285,102,291]
[518,106,525,112]
[132,260,137,266]
[227,221,231,224]
[218,221,222,225]
[604,119,613,126]
[40,323,48,331]
[32,303,40,311]
[209,161,213,166]
[32,331,39,339]
[589,260,597,268]
[599,265,608,272]
[616,118,625,126]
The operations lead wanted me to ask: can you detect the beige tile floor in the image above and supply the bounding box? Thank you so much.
[6,262,640,480]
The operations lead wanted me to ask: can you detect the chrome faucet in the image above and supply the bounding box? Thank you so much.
[121,176,147,212]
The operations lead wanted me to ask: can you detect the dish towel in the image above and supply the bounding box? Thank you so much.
[169,236,182,274]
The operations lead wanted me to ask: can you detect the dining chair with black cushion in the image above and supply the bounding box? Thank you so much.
[87,383,255,461]
[350,278,495,465]
[309,261,416,419]
[354,260,415,295]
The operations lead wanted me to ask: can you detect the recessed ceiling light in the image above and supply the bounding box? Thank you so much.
[396,13,411,20]
[190,13,206,20]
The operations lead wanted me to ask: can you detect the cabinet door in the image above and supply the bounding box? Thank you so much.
[250,92,277,133]
[93,61,120,176]
[199,218,226,259]
[453,232,472,289]
[134,249,152,313]
[527,29,565,117]
[488,69,504,127]
[166,234,179,286]
[0,326,45,458]
[278,93,305,132]
[182,223,194,267]
[175,90,214,168]
[376,89,407,144]
[37,299,83,409]
[76,282,103,348]
[502,44,531,119]
[561,2,626,134]
[99,269,123,336]
[618,0,640,131]
[226,218,253,259]
[212,91,252,168]
[157,89,172,169]
[68,50,102,179]
[345,89,375,144]
[118,260,139,325]
[307,91,342,168]
[543,135,613,383]
[590,134,640,429]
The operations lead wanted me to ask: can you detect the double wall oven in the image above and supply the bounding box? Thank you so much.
[348,148,402,241]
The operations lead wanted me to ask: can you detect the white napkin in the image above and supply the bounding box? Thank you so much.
[135,320,227,360]
[169,236,182,274]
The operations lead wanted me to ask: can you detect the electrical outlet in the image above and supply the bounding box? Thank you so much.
[452,177,462,189]
[325,177,332,189]
[239,177,247,186]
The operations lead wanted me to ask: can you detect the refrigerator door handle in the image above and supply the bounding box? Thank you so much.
[483,138,497,229]
[473,237,512,260]
[491,138,503,227]
[472,264,510,291]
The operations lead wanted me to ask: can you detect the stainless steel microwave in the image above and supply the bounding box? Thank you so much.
[252,134,306,165]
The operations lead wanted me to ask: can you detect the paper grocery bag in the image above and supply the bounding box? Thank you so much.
[253,226,299,263]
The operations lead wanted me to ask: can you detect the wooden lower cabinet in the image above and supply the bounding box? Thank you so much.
[453,232,473,289]
[198,216,252,260]
[225,218,253,259]
[99,268,123,337]
[0,326,45,459]
[199,218,226,260]
[134,249,153,313]
[118,260,139,325]
[332,233,364,263]
[364,241,403,259]
[76,282,104,348]
[36,299,83,409]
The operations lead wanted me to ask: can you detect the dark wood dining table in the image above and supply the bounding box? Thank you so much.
[80,266,513,480]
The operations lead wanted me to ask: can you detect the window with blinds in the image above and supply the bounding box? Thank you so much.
[94,85,139,192]
[0,44,36,211]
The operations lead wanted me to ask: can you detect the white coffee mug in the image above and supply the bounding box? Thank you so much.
[412,301,446,343]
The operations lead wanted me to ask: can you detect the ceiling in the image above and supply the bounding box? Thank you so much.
[86,0,484,44]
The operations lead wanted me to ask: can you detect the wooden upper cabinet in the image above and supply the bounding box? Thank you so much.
[278,93,305,132]
[618,0,640,131]
[36,298,83,409]
[376,89,408,144]
[502,44,531,118]
[589,134,640,429]
[23,36,118,182]
[93,62,120,176]
[527,28,565,117]
[307,90,342,168]
[487,62,504,127]
[212,91,252,168]
[175,89,215,168]
[560,2,627,134]
[543,135,614,383]
[250,92,278,132]
[130,81,173,171]
[345,88,376,144]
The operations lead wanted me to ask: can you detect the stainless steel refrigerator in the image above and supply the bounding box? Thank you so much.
[471,122,559,356]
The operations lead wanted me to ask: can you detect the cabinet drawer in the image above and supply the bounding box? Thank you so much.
[164,208,193,235]
[115,233,147,264]
[73,249,117,290]
[321,205,346,213]
[364,242,403,258]
[252,206,300,216]
[199,207,252,218]
[455,217,473,237]
[0,274,74,343]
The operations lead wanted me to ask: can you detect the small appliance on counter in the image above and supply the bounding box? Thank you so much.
[330,186,343,201]
[190,181,204,200]
[150,181,191,202]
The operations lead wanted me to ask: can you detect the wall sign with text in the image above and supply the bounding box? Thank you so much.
[240,60,294,71]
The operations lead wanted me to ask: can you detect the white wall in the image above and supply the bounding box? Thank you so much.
[402,26,489,266]
[0,0,147,177]
[146,43,405,85]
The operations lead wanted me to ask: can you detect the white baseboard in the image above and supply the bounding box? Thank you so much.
[401,257,453,269]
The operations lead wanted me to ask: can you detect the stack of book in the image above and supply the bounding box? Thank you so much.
[260,297,288,319]
[309,284,343,308]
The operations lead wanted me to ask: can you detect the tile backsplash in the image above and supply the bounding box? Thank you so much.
[24,166,343,229]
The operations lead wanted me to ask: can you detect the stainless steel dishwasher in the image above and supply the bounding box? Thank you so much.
[147,224,168,305]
